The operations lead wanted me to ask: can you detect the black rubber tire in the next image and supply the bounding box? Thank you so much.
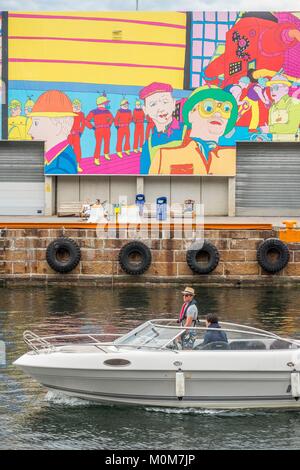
[46,237,81,273]
[257,238,289,274]
[118,241,152,275]
[186,241,220,274]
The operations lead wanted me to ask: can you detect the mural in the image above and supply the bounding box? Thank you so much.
[6,11,300,175]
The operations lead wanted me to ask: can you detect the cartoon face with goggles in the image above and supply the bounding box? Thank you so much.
[189,98,233,141]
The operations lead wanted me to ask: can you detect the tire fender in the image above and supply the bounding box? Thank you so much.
[118,241,152,275]
[186,241,220,275]
[46,237,81,273]
[257,238,289,273]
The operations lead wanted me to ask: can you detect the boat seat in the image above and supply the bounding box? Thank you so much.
[246,341,266,350]
[198,341,230,350]
[230,340,266,350]
[230,341,251,350]
[270,339,291,350]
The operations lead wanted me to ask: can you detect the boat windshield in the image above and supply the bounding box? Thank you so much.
[113,320,300,350]
[114,322,180,349]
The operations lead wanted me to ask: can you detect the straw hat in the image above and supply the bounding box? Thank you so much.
[181,287,195,296]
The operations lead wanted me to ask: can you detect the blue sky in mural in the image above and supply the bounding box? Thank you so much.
[1,0,300,10]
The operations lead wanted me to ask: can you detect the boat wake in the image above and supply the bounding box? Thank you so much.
[145,407,267,417]
[44,390,94,407]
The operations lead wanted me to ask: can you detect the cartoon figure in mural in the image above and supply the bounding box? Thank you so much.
[228,75,270,131]
[132,99,145,153]
[25,96,35,116]
[114,98,132,158]
[27,90,77,174]
[68,99,86,173]
[139,82,184,174]
[204,12,300,88]
[260,74,300,141]
[86,93,113,165]
[24,96,35,140]
[8,99,31,140]
[145,115,155,140]
[148,86,238,175]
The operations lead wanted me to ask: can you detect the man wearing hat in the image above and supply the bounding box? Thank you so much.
[28,90,77,174]
[86,94,114,165]
[148,85,238,175]
[132,99,145,153]
[261,74,300,141]
[177,287,199,349]
[139,82,184,174]
[68,99,86,173]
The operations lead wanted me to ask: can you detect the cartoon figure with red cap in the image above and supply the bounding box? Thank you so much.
[132,99,145,153]
[68,99,85,173]
[28,90,77,174]
[85,94,114,165]
[204,12,300,88]
[139,82,184,174]
[114,98,132,158]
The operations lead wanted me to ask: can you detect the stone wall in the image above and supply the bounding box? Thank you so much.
[0,227,300,286]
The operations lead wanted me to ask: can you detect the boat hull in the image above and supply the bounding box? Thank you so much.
[15,360,300,409]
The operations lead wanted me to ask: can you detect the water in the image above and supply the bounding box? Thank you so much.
[1,285,300,450]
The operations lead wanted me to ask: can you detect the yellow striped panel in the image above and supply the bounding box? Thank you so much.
[9,11,187,88]
[9,62,184,89]
[9,14,187,45]
[9,40,186,69]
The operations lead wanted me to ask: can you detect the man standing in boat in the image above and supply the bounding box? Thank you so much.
[178,287,198,349]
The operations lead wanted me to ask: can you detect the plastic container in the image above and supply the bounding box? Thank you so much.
[156,196,167,221]
[135,193,145,216]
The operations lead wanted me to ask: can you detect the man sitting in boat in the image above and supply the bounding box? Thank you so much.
[202,313,228,347]
[178,287,199,349]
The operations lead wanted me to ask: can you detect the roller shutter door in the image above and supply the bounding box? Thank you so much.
[236,142,300,216]
[0,141,45,215]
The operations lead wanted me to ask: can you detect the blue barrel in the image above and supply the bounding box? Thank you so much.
[135,194,145,216]
[156,196,167,221]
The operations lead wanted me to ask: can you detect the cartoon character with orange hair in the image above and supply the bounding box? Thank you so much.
[28,90,78,174]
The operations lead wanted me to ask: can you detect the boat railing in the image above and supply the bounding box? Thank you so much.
[148,319,300,347]
[23,330,122,353]
[150,318,280,337]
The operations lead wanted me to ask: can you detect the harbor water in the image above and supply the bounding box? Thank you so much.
[1,285,300,450]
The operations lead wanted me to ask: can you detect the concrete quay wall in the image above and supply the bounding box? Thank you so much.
[1,227,300,286]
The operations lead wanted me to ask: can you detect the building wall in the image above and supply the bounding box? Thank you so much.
[56,175,229,215]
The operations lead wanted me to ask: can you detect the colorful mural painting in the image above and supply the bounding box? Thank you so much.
[5,11,300,175]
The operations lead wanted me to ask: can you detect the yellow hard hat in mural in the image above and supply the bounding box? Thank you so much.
[120,99,129,106]
[9,99,21,109]
[25,97,35,108]
[72,99,81,106]
[96,95,110,106]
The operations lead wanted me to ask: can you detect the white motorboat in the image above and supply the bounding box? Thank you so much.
[14,319,300,409]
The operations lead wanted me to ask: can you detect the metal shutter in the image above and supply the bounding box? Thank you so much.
[0,141,45,215]
[236,142,300,216]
